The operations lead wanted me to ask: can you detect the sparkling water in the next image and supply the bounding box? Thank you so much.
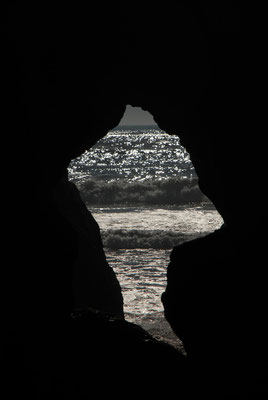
[68,126,195,183]
[68,126,223,324]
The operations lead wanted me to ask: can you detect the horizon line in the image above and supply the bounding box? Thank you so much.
[117,123,158,127]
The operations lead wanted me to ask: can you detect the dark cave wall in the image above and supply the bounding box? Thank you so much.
[3,2,268,397]
[6,1,247,225]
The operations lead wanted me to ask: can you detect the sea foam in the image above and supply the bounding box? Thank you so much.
[101,229,199,249]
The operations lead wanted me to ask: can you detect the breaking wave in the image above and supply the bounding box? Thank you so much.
[101,229,199,249]
[76,177,206,206]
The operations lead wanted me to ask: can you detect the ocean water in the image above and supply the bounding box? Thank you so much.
[68,126,195,183]
[68,126,223,325]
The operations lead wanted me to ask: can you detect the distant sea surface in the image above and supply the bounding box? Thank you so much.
[68,126,223,324]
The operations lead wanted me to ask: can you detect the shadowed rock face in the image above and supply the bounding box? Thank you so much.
[3,2,268,398]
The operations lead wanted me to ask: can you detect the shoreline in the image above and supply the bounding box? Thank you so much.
[125,311,186,354]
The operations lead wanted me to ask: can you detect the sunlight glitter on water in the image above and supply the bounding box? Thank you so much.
[68,126,224,321]
[91,204,223,319]
[105,249,170,316]
[68,128,195,183]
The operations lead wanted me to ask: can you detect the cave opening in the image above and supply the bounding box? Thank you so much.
[7,5,268,397]
[67,105,223,330]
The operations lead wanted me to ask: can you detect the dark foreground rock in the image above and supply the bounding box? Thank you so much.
[162,225,268,398]
[53,176,124,318]
[4,308,189,399]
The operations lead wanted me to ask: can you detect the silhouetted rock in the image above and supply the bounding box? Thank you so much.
[53,175,124,318]
[4,308,189,399]
[162,225,268,397]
